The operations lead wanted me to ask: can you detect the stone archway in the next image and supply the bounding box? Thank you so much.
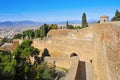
[69,53,86,80]
[70,53,78,57]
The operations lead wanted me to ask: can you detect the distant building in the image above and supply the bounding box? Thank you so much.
[100,16,109,23]
[58,24,66,29]
[0,39,19,51]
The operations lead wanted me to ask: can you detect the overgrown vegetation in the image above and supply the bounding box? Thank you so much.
[0,40,57,80]
[0,50,16,80]
[13,24,58,40]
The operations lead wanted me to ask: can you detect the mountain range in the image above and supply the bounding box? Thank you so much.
[0,21,41,27]
[0,19,97,27]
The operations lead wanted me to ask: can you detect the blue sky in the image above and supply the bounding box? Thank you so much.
[0,0,120,22]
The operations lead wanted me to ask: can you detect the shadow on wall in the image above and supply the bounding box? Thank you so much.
[34,48,50,64]
[42,48,51,57]
[77,61,86,80]
[70,53,86,80]
[70,53,78,57]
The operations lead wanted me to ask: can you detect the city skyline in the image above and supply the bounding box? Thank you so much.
[0,0,120,22]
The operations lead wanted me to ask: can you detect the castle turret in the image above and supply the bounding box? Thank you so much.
[100,16,109,23]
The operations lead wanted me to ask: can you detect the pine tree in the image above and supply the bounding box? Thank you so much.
[115,9,120,17]
[112,9,120,21]
[82,12,88,28]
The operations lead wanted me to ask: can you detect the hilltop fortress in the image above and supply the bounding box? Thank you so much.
[18,17,120,80]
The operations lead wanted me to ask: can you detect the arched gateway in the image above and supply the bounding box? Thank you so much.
[70,53,78,57]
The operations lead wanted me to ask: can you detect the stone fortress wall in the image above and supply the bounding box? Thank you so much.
[44,57,71,69]
[0,39,19,51]
[32,21,120,80]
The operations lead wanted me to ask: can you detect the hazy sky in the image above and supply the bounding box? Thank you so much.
[0,0,120,22]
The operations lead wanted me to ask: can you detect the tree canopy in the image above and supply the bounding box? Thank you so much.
[112,9,120,21]
[0,50,16,80]
[13,24,58,40]
[11,40,57,80]
[66,21,76,29]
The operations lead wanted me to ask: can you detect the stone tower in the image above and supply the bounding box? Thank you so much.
[100,16,109,23]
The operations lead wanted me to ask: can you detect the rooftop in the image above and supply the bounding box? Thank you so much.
[100,16,109,18]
